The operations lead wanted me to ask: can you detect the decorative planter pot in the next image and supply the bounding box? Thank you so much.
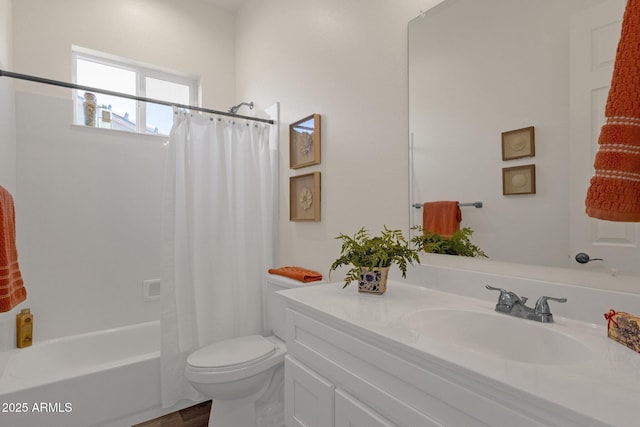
[358,266,390,295]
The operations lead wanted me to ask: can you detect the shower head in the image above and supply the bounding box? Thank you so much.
[227,101,254,114]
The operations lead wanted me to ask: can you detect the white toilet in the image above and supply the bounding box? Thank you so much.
[185,273,323,427]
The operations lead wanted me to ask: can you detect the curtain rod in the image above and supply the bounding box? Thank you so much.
[0,69,274,125]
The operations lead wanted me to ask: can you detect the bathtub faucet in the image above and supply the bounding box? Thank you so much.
[485,285,566,323]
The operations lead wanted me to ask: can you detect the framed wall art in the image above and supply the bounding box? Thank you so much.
[501,126,535,160]
[290,113,321,169]
[290,172,321,221]
[503,164,536,195]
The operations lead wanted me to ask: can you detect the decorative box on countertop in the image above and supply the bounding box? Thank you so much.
[605,310,640,354]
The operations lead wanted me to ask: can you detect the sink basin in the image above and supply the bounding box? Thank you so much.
[402,308,592,365]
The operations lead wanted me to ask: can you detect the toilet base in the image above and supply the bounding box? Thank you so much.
[209,394,257,427]
[206,363,284,427]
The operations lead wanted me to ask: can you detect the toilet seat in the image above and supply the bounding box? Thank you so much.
[188,335,276,370]
[186,335,286,384]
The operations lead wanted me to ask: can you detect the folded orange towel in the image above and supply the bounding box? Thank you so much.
[0,186,27,312]
[422,201,461,238]
[268,266,323,283]
[585,0,640,221]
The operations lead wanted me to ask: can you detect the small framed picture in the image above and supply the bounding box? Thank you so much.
[290,172,321,221]
[502,126,535,160]
[503,164,536,195]
[290,114,321,169]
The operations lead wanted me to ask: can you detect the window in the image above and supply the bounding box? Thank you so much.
[72,47,199,136]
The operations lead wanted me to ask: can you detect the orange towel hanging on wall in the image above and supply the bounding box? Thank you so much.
[0,186,27,312]
[585,0,640,221]
[422,201,461,238]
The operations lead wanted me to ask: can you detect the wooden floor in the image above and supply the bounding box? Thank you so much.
[132,401,211,427]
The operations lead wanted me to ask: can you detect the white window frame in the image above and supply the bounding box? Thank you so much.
[72,46,200,135]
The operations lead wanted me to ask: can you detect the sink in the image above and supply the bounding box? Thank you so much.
[402,308,592,365]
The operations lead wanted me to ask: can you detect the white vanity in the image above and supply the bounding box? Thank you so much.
[278,262,640,426]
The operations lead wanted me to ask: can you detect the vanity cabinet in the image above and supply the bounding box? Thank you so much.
[282,289,608,427]
[284,354,397,427]
[283,308,447,427]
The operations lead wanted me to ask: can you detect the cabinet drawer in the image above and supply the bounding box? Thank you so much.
[335,388,396,427]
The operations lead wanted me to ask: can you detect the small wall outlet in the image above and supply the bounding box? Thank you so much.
[143,279,161,302]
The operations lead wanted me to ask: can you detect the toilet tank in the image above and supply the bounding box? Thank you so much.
[264,273,324,339]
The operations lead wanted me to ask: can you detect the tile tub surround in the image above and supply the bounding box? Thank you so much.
[279,279,640,426]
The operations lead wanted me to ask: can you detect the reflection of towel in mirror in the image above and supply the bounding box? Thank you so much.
[268,266,323,283]
[422,201,461,238]
[585,0,640,221]
[0,186,27,313]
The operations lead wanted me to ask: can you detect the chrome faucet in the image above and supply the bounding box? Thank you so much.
[485,285,566,323]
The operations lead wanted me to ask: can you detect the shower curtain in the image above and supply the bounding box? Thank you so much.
[160,110,277,407]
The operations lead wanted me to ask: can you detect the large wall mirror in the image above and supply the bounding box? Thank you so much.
[409,0,640,278]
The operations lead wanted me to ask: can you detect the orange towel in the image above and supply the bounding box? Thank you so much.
[585,0,640,221]
[0,186,27,312]
[268,266,323,283]
[422,201,461,238]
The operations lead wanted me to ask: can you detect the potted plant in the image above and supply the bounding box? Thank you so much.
[329,226,420,294]
[411,226,487,257]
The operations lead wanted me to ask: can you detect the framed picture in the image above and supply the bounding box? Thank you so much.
[290,114,321,169]
[503,164,536,195]
[501,126,535,160]
[290,172,321,221]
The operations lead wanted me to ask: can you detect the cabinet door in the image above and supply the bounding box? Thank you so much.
[335,389,396,427]
[285,355,334,427]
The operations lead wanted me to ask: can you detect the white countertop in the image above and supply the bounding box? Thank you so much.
[279,281,640,427]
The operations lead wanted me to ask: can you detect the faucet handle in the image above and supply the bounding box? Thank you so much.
[485,284,506,293]
[485,285,520,306]
[534,296,567,314]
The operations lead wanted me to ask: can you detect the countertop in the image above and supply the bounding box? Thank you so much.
[279,281,640,426]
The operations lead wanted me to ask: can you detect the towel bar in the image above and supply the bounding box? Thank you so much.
[412,202,483,209]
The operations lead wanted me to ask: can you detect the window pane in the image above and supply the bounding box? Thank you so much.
[145,77,191,135]
[76,58,137,127]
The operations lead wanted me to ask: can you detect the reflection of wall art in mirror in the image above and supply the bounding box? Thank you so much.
[290,172,321,221]
[290,113,321,169]
[503,164,536,195]
[501,126,535,160]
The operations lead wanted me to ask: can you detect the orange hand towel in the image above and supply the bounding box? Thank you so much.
[268,266,323,283]
[585,0,640,221]
[422,201,461,238]
[0,186,27,312]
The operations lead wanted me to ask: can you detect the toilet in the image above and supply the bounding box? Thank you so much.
[185,273,323,427]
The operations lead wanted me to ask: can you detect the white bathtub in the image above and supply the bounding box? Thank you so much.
[0,321,187,427]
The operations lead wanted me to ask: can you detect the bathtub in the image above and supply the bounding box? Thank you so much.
[0,320,187,427]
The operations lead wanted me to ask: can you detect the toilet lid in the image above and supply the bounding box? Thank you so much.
[187,335,276,369]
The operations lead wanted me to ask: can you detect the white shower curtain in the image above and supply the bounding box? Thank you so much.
[160,111,277,408]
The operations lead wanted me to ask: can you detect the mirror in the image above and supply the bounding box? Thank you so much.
[409,0,640,277]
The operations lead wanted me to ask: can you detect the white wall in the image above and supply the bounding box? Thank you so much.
[236,0,442,277]
[12,0,236,109]
[9,0,237,342]
[0,0,16,193]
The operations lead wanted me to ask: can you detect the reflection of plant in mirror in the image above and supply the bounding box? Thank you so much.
[412,226,487,258]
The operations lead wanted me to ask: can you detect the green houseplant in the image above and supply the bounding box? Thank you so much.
[329,226,420,294]
[411,226,487,258]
